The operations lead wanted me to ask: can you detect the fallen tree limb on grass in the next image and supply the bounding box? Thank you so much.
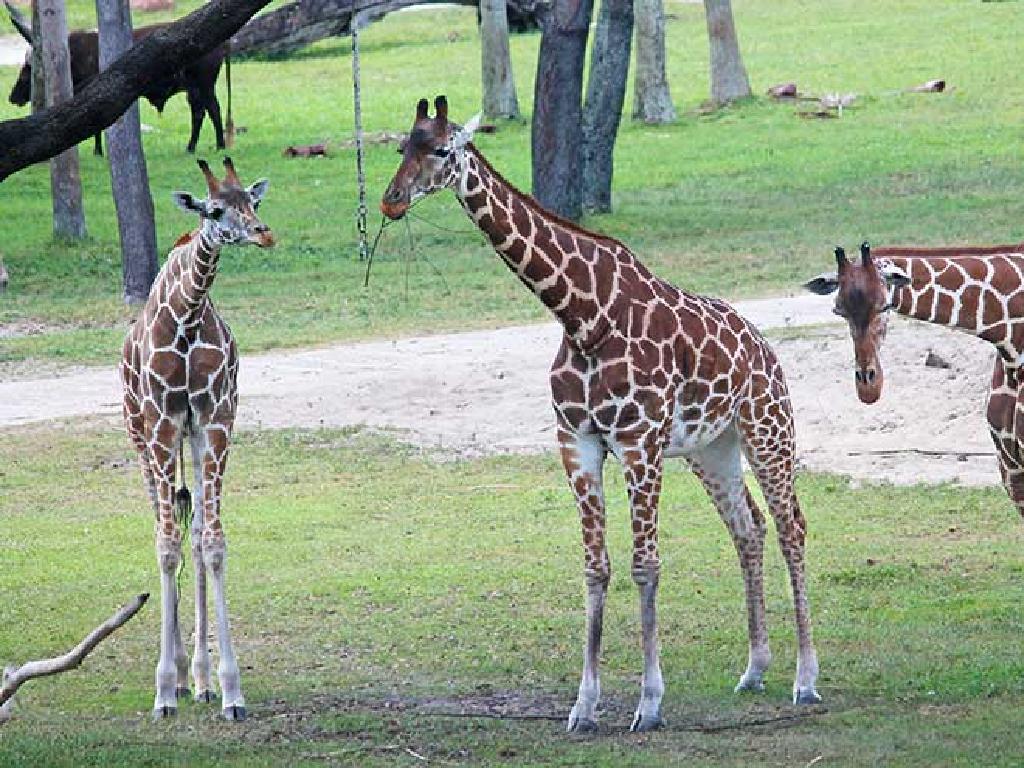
[0,593,149,723]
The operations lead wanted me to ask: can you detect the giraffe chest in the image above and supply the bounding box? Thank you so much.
[133,306,238,411]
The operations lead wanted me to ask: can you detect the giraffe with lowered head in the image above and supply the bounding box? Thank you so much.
[381,96,822,731]
[120,157,273,721]
[805,241,1024,511]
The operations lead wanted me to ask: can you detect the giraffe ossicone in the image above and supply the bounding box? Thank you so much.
[120,157,274,722]
[383,96,823,731]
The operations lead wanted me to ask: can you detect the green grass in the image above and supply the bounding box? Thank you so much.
[2,424,1024,765]
[2,0,1023,367]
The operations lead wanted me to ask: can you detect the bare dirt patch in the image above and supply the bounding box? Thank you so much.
[0,294,1001,486]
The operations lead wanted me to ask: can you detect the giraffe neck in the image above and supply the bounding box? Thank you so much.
[886,254,1024,364]
[453,145,636,351]
[156,229,223,322]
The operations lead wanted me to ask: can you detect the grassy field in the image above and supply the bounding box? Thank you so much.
[1,0,1022,366]
[1,423,1023,765]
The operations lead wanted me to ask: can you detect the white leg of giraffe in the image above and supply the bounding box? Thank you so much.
[189,428,215,704]
[150,439,183,720]
[560,426,609,733]
[199,423,246,721]
[686,428,772,695]
[741,433,821,705]
[617,430,666,733]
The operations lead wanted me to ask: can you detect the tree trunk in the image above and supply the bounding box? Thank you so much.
[0,0,274,181]
[97,0,158,304]
[531,0,593,221]
[632,0,673,123]
[30,0,45,114]
[704,0,750,105]
[480,0,519,119]
[38,0,86,239]
[582,0,632,213]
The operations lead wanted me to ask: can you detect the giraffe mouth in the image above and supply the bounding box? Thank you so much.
[380,199,408,221]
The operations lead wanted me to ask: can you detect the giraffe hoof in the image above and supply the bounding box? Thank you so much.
[793,688,823,706]
[175,686,191,700]
[151,705,177,721]
[630,712,665,733]
[566,716,599,734]
[735,677,766,694]
[194,690,218,704]
[222,705,247,722]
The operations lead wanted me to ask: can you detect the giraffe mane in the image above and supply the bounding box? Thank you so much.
[467,145,629,253]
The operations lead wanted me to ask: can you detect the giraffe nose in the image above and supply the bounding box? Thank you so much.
[385,187,403,204]
[854,369,876,384]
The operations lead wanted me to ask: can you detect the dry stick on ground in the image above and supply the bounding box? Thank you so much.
[0,593,149,723]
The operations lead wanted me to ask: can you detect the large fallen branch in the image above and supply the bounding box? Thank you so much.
[0,593,149,723]
[0,0,273,181]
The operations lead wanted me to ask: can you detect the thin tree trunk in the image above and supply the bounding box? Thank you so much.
[38,0,86,239]
[30,1,45,114]
[531,0,593,221]
[704,0,750,105]
[480,0,519,120]
[582,0,633,213]
[97,0,158,303]
[632,0,673,123]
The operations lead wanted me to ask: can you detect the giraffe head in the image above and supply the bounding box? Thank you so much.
[172,158,275,248]
[804,242,911,404]
[380,95,480,219]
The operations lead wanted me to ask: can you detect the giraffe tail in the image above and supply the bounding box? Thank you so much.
[175,436,193,532]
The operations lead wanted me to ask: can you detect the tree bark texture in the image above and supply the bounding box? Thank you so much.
[231,0,522,57]
[30,0,45,113]
[531,0,593,221]
[97,0,159,303]
[632,0,674,123]
[0,0,273,182]
[704,0,750,104]
[480,0,519,119]
[582,0,632,213]
[38,0,87,238]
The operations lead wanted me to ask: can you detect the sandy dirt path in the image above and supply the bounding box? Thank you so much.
[0,34,28,67]
[0,294,999,486]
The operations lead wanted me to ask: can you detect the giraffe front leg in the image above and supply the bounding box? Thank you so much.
[560,427,609,734]
[151,451,183,720]
[189,450,215,704]
[621,433,666,733]
[199,428,246,721]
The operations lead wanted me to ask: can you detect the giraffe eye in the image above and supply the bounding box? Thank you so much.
[433,147,450,158]
[208,206,224,220]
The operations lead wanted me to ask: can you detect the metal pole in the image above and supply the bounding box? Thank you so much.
[351,8,369,262]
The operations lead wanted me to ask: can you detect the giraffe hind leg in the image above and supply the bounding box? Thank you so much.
[686,428,772,696]
[741,430,821,705]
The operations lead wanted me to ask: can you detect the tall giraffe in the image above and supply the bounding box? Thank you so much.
[381,96,822,731]
[805,241,1024,507]
[120,157,273,721]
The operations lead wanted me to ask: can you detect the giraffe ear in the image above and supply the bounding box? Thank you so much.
[452,113,482,150]
[881,265,911,289]
[247,179,269,207]
[171,191,205,215]
[803,272,839,295]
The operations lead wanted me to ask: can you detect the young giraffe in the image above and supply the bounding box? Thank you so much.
[805,241,1024,509]
[120,157,273,721]
[381,96,822,731]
